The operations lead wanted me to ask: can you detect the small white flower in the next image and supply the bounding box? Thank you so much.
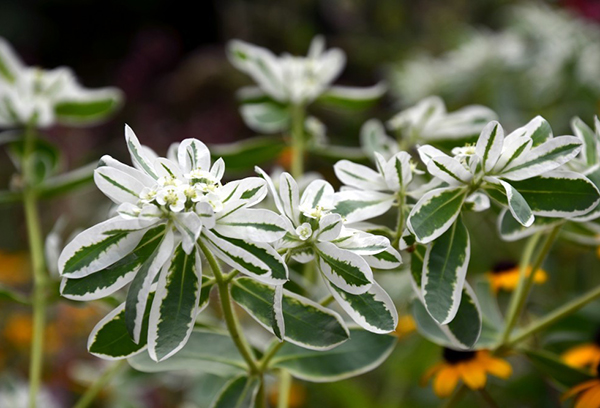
[199,192,224,213]
[156,186,186,212]
[157,176,183,187]
[295,223,313,241]
[139,186,158,203]
[299,204,330,220]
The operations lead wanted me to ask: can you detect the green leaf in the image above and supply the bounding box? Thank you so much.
[315,83,386,110]
[572,117,599,166]
[498,209,560,242]
[422,216,470,325]
[0,38,21,83]
[61,225,166,300]
[128,329,247,375]
[210,375,260,408]
[149,243,201,362]
[525,349,594,388]
[498,180,534,227]
[269,328,397,383]
[0,284,29,305]
[407,186,468,244]
[510,171,600,217]
[231,278,349,350]
[88,293,155,360]
[316,242,373,295]
[54,89,123,126]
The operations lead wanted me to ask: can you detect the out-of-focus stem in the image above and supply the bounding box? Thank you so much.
[290,104,305,179]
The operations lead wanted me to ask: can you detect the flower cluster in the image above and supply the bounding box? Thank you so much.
[0,37,122,128]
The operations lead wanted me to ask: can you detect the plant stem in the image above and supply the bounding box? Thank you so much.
[277,369,292,408]
[499,225,560,346]
[478,388,499,408]
[290,104,305,179]
[508,283,600,347]
[73,361,125,408]
[442,384,467,408]
[23,122,49,408]
[198,240,259,374]
[391,199,406,249]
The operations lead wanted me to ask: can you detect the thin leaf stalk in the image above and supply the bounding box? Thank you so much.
[290,104,305,179]
[73,361,126,408]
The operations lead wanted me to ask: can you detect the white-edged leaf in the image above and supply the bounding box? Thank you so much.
[94,167,145,204]
[333,190,395,224]
[210,375,260,408]
[497,208,560,242]
[498,179,534,227]
[240,102,290,134]
[316,213,343,241]
[316,242,373,295]
[475,121,504,173]
[215,208,288,243]
[300,179,334,211]
[572,117,599,167]
[124,125,158,179]
[334,160,387,191]
[383,151,412,192]
[178,138,211,173]
[173,212,203,254]
[427,155,472,185]
[279,172,300,224]
[219,177,267,207]
[153,157,184,181]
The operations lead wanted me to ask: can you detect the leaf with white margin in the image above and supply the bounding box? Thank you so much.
[317,82,386,110]
[510,171,600,217]
[214,208,288,243]
[59,217,149,278]
[464,192,490,212]
[0,37,24,83]
[316,242,373,295]
[561,221,600,246]
[173,212,203,254]
[211,157,225,181]
[254,166,285,215]
[334,160,387,191]
[426,156,472,185]
[272,284,284,340]
[501,136,582,181]
[360,119,398,162]
[231,278,349,350]
[279,172,300,224]
[412,281,482,349]
[153,157,184,181]
[333,190,395,224]
[178,138,211,173]
[124,125,158,179]
[326,280,397,334]
[332,229,390,255]
[54,88,123,126]
[407,186,468,244]
[493,135,532,173]
[497,179,534,227]
[240,102,290,134]
[210,375,260,408]
[61,225,166,300]
[125,228,175,343]
[572,117,599,167]
[94,166,145,205]
[269,328,396,383]
[382,152,412,192]
[98,155,156,187]
[315,213,343,242]
[148,243,201,362]
[417,145,449,166]
[497,209,560,242]
[475,121,504,173]
[300,179,334,211]
[87,295,154,360]
[421,216,470,325]
[362,246,402,270]
[219,177,267,207]
[202,229,288,284]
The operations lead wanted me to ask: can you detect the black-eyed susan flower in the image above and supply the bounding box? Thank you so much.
[562,330,600,372]
[563,363,600,408]
[487,260,547,293]
[421,348,512,398]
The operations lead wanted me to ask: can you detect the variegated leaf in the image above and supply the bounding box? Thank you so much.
[334,160,387,191]
[316,242,373,295]
[125,125,158,179]
[210,375,260,408]
[475,121,504,173]
[333,190,395,224]
[214,208,288,243]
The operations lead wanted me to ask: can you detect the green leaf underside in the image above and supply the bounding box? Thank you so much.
[329,284,395,333]
[62,229,137,275]
[211,375,259,408]
[499,210,558,240]
[55,98,119,120]
[208,230,286,280]
[410,245,426,287]
[270,328,397,383]
[231,278,348,349]
[409,187,467,241]
[317,248,371,288]
[525,350,594,388]
[62,226,166,298]
[446,287,481,348]
[89,292,155,359]
[423,217,469,324]
[510,175,599,215]
[128,329,247,374]
[152,244,200,361]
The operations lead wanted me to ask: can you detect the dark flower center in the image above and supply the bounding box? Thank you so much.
[443,348,476,364]
[491,260,518,275]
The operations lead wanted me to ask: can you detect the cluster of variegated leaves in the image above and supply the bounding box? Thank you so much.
[58,124,403,363]
[338,105,600,349]
[227,36,386,135]
[0,38,122,128]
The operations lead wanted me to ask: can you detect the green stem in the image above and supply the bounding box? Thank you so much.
[478,388,499,408]
[508,283,600,347]
[73,361,125,408]
[290,104,305,179]
[256,379,267,408]
[499,226,560,346]
[391,198,406,249]
[198,240,259,374]
[442,384,467,408]
[23,122,49,408]
[277,369,292,408]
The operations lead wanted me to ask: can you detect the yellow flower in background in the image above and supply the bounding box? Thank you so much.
[421,349,512,398]
[563,364,600,408]
[0,250,30,285]
[394,315,416,338]
[268,381,307,408]
[562,332,600,372]
[487,261,547,293]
